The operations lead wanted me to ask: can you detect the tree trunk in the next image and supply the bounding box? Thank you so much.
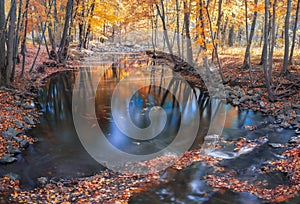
[20,0,29,77]
[0,0,6,86]
[228,25,234,47]
[282,0,291,75]
[205,0,226,83]
[242,0,258,69]
[269,0,277,77]
[263,0,276,101]
[289,0,300,65]
[183,1,193,64]
[212,0,222,62]
[156,0,175,62]
[58,0,74,63]
[175,0,181,57]
[84,0,95,49]
[11,0,22,82]
[6,0,17,85]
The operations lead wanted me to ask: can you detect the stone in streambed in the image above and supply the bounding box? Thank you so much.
[233,100,240,106]
[8,142,21,155]
[0,154,17,164]
[2,127,19,140]
[14,121,23,129]
[289,136,300,144]
[24,116,35,125]
[268,143,284,148]
[4,173,20,180]
[22,102,35,110]
[20,140,29,148]
[37,177,48,186]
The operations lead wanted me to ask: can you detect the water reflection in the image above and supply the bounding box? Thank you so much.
[0,54,226,189]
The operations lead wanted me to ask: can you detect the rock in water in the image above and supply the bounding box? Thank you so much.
[4,173,20,180]
[0,154,17,164]
[20,140,30,148]
[24,116,35,125]
[2,127,19,140]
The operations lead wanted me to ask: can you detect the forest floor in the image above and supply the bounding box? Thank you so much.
[0,45,299,203]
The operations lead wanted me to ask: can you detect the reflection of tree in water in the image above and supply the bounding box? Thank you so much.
[40,71,76,125]
[94,64,212,155]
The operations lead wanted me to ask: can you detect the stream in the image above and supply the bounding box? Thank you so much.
[0,53,299,203]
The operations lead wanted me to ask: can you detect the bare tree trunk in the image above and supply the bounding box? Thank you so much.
[84,0,95,49]
[31,15,35,47]
[282,0,291,75]
[7,0,17,85]
[11,0,22,82]
[228,25,234,47]
[260,11,272,65]
[212,0,222,62]
[156,0,175,62]
[263,0,276,101]
[175,0,181,57]
[58,0,74,64]
[29,1,53,73]
[20,0,29,77]
[289,0,300,65]
[205,0,226,83]
[183,0,193,64]
[269,0,277,78]
[242,0,258,69]
[0,0,6,86]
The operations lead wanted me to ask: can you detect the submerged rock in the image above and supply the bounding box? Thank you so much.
[37,177,48,186]
[4,173,20,180]
[20,140,30,148]
[0,154,17,164]
[24,116,35,125]
[8,142,21,154]
[2,127,19,140]
[232,100,240,106]
[268,143,284,148]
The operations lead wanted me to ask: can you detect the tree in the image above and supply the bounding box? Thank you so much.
[183,0,193,64]
[21,0,29,77]
[0,0,6,86]
[7,0,17,84]
[282,0,292,75]
[242,0,258,69]
[58,0,74,64]
[263,0,276,101]
[289,0,300,65]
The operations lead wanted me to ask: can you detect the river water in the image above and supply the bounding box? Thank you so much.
[0,53,299,203]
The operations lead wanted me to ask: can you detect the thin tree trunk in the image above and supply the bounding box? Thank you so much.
[7,0,17,85]
[0,0,6,86]
[11,0,22,82]
[212,0,222,61]
[263,0,276,101]
[175,0,181,57]
[58,0,73,63]
[282,0,291,75]
[289,0,300,65]
[242,0,258,69]
[205,0,226,83]
[29,2,53,73]
[269,0,277,79]
[183,0,193,64]
[84,0,95,49]
[228,25,234,47]
[156,0,175,62]
[20,0,29,77]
